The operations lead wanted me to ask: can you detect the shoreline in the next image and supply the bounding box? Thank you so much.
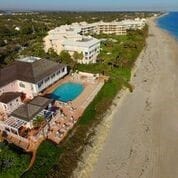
[156,12,178,41]
[73,17,178,178]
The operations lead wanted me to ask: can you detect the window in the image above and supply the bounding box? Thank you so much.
[56,70,61,75]
[19,82,25,88]
[45,77,50,83]
[51,73,56,79]
[38,81,43,89]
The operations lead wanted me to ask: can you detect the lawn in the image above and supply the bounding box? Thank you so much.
[22,141,63,178]
[0,142,30,178]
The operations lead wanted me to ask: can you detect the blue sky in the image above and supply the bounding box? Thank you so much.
[0,0,178,11]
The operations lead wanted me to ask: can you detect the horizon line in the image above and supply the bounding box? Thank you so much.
[0,9,169,13]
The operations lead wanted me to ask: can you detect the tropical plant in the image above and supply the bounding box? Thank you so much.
[33,116,45,128]
[59,50,71,61]
[73,51,84,61]
[59,50,76,67]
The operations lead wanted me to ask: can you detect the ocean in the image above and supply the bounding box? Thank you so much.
[157,12,178,39]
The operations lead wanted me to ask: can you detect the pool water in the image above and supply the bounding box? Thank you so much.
[50,82,84,102]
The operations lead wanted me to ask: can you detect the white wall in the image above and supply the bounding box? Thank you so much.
[0,96,22,115]
[0,81,19,96]
[0,66,67,101]
[17,80,35,99]
[64,42,100,64]
[35,66,67,93]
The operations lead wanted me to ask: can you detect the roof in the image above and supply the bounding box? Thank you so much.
[11,96,52,122]
[15,58,65,83]
[4,116,27,130]
[63,37,100,48]
[0,92,22,104]
[29,96,53,108]
[0,57,66,87]
[0,64,17,87]
[11,104,42,122]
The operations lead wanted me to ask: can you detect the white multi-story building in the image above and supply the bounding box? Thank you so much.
[44,18,146,64]
[62,37,100,64]
[96,21,127,35]
[121,18,146,30]
[71,21,127,35]
[44,25,100,64]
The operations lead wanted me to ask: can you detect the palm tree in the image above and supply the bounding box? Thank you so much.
[33,116,45,128]
[33,116,46,138]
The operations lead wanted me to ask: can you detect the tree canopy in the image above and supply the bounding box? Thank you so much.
[73,51,84,60]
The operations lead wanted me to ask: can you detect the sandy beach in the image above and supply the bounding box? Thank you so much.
[73,16,178,178]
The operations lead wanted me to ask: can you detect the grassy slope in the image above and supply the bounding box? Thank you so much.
[22,141,63,178]
[0,143,30,178]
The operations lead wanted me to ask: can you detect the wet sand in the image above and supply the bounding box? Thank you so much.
[73,16,178,178]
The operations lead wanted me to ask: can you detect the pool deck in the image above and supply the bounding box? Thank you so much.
[42,72,107,144]
[42,73,107,110]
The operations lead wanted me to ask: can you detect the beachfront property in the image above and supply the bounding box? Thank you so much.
[44,25,100,64]
[0,56,106,151]
[44,18,146,64]
[72,21,127,35]
[120,18,146,30]
[0,56,67,99]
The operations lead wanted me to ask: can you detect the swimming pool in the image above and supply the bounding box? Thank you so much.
[50,82,84,102]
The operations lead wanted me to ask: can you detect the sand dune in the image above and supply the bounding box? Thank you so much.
[73,17,178,178]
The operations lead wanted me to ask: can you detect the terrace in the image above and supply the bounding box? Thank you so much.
[40,72,107,144]
[43,71,107,108]
[0,96,59,151]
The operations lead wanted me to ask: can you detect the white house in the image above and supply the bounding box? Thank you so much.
[0,56,67,99]
[0,92,22,115]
